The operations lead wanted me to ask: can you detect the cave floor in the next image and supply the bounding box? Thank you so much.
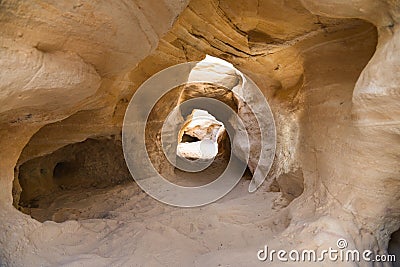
[22,173,287,266]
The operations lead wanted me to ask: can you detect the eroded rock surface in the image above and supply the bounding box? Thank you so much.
[0,0,399,266]
[177,109,225,160]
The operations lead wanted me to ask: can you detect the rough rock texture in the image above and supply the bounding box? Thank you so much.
[17,138,131,222]
[0,0,189,204]
[293,0,400,254]
[0,0,399,266]
[0,0,190,265]
[177,109,224,160]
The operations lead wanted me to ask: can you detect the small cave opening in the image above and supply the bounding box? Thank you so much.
[181,134,201,143]
[52,161,75,180]
[144,83,236,187]
[177,108,226,160]
[14,137,133,222]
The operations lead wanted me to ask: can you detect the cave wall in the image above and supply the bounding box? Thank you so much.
[0,0,399,265]
[292,0,400,252]
[0,0,189,205]
[18,138,130,206]
[0,0,190,264]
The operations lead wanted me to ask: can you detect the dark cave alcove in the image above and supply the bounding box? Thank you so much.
[14,137,132,222]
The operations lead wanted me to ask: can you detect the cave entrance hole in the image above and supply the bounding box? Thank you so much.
[14,138,133,222]
[177,108,226,161]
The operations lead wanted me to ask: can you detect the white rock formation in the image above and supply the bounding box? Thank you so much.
[177,109,224,159]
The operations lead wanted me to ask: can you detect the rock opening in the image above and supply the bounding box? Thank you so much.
[177,109,225,160]
[16,138,131,222]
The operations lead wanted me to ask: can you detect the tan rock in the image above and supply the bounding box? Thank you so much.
[0,0,399,265]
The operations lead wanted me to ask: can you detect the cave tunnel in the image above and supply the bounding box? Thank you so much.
[1,0,399,266]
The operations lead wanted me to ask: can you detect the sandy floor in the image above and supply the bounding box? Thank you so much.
[21,171,288,266]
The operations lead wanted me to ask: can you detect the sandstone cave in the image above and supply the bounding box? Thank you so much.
[0,0,399,266]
